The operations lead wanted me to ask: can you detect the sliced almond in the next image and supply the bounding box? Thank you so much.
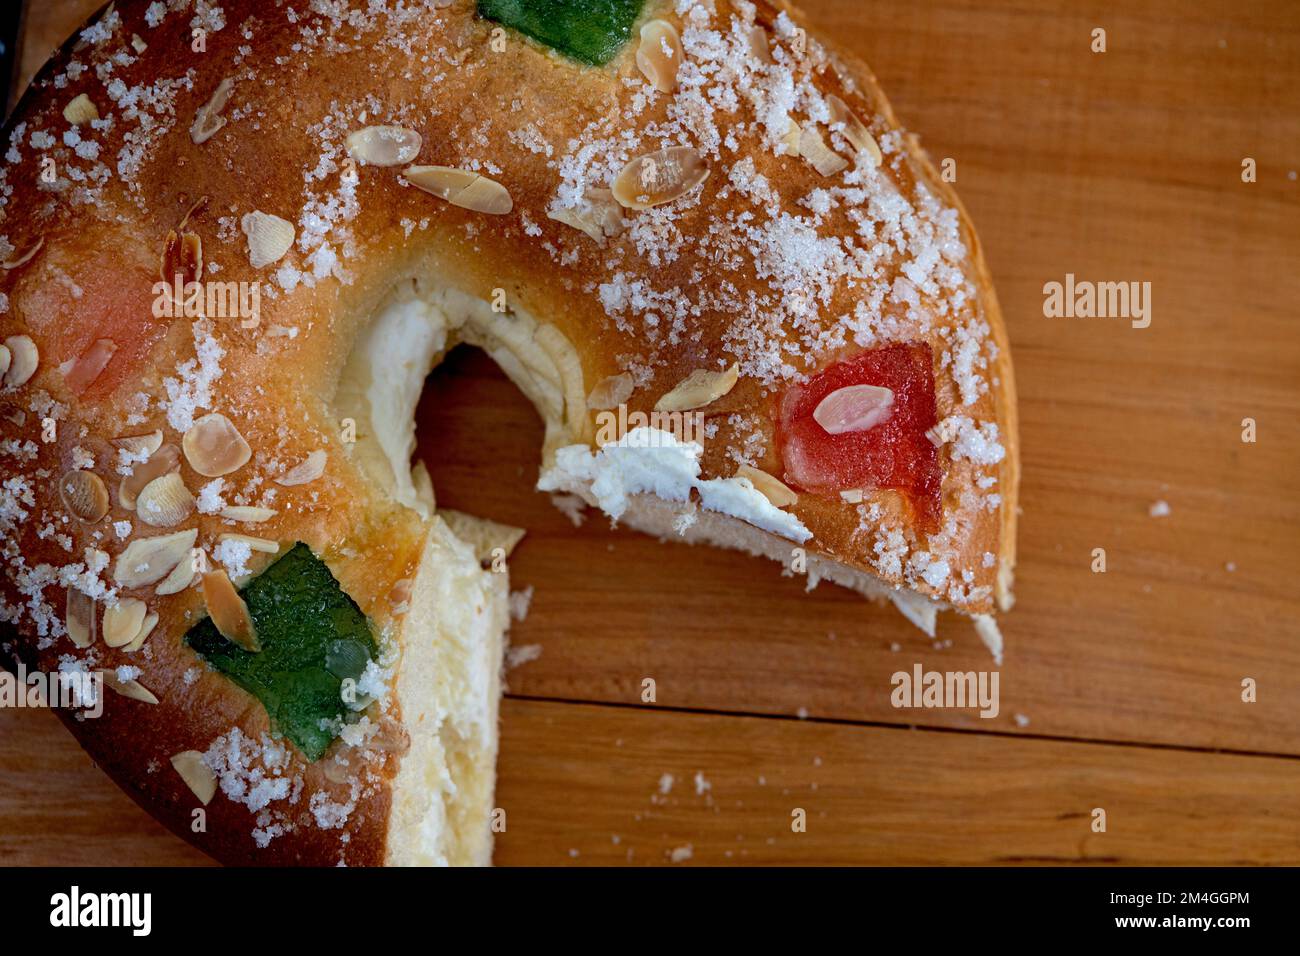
[201,569,259,652]
[102,597,147,648]
[170,751,216,805]
[611,146,709,210]
[1,237,43,270]
[827,94,882,167]
[366,716,411,754]
[346,125,422,166]
[799,124,848,177]
[66,589,95,649]
[747,26,772,63]
[813,384,894,435]
[190,76,234,144]
[160,229,202,285]
[636,19,683,93]
[388,577,414,609]
[59,469,110,523]
[119,443,181,509]
[240,211,295,269]
[180,231,202,280]
[61,338,117,394]
[403,165,513,215]
[447,176,514,215]
[155,547,200,596]
[218,505,277,523]
[587,372,635,410]
[99,669,159,704]
[113,528,198,588]
[123,611,159,653]
[218,533,279,554]
[839,489,865,504]
[2,335,38,388]
[736,464,799,508]
[276,449,326,486]
[547,188,623,242]
[131,34,147,53]
[63,93,99,126]
[654,363,739,412]
[112,430,164,460]
[182,413,251,477]
[135,472,196,527]
[177,195,209,231]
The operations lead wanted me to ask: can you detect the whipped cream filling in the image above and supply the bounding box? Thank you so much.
[348,298,994,649]
[354,296,976,645]
[357,297,449,513]
[539,426,813,544]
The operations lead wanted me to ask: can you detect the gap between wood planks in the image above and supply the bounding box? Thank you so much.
[6,695,1298,865]
[504,692,1300,764]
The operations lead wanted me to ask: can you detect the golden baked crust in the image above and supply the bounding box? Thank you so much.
[0,0,1018,865]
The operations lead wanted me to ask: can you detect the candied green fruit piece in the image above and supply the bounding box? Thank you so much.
[185,543,377,761]
[478,0,645,66]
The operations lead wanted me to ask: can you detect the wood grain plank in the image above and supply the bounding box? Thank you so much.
[4,699,1298,865]
[493,700,1300,865]
[12,0,101,110]
[0,707,210,866]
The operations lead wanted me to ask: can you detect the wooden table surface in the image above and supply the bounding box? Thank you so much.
[2,0,1298,866]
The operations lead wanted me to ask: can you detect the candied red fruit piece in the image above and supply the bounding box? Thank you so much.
[777,342,943,533]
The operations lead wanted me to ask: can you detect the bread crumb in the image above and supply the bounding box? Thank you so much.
[549,493,587,527]
[508,585,533,622]
[505,643,542,670]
